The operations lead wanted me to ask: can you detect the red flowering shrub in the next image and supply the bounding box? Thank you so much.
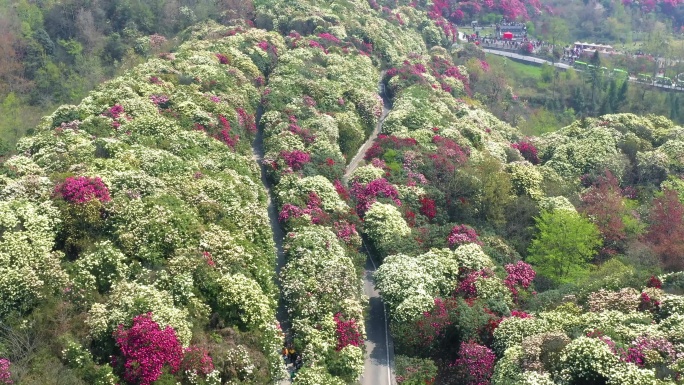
[280,150,311,171]
[645,189,684,270]
[334,180,351,201]
[510,140,539,164]
[112,313,184,385]
[56,176,111,204]
[647,275,663,289]
[448,225,481,248]
[215,115,239,149]
[621,336,675,367]
[334,312,364,351]
[450,341,496,385]
[419,196,437,220]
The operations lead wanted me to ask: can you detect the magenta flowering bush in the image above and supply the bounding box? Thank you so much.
[334,221,359,245]
[351,178,401,215]
[55,176,111,204]
[511,140,540,164]
[457,269,492,298]
[280,150,311,171]
[334,312,364,351]
[0,359,11,385]
[448,225,481,248]
[215,115,239,149]
[215,52,229,64]
[451,341,496,385]
[103,104,124,119]
[621,336,676,368]
[504,261,536,295]
[112,313,184,385]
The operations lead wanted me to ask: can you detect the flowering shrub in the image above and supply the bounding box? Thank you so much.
[55,176,111,203]
[351,178,401,215]
[0,359,11,385]
[181,346,214,377]
[511,140,540,165]
[280,150,311,171]
[419,196,436,220]
[647,275,663,289]
[448,224,482,248]
[451,341,496,385]
[113,313,184,385]
[504,261,536,297]
[334,312,364,351]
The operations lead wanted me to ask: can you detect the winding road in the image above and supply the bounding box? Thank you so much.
[345,72,397,385]
[343,71,391,184]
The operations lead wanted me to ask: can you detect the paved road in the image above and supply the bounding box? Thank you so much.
[481,48,571,69]
[343,71,391,184]
[482,47,684,92]
[360,244,396,385]
[344,71,396,385]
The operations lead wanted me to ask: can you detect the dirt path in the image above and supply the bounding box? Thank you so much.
[252,107,292,383]
[343,71,391,184]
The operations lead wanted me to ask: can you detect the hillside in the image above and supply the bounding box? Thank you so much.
[1,1,684,385]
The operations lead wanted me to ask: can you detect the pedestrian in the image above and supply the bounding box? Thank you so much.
[295,355,303,370]
[288,346,296,363]
[282,346,289,364]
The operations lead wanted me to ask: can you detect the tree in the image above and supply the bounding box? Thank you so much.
[527,210,602,284]
[645,189,684,270]
[580,171,627,252]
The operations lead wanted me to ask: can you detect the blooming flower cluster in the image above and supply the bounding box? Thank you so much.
[113,313,184,385]
[448,224,482,248]
[0,359,11,385]
[55,176,111,204]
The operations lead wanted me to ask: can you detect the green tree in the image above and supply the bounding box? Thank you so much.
[527,210,602,284]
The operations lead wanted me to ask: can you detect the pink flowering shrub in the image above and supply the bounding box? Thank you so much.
[0,359,11,385]
[504,261,536,297]
[55,176,111,204]
[215,53,229,64]
[280,150,311,171]
[149,94,170,107]
[351,178,401,215]
[103,104,124,119]
[448,225,481,248]
[112,313,184,385]
[334,312,364,351]
[457,269,492,298]
[318,33,341,44]
[278,193,327,225]
[181,346,214,376]
[334,221,359,245]
[621,336,675,367]
[511,140,540,164]
[450,341,496,385]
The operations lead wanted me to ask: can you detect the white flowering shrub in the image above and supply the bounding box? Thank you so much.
[363,202,411,257]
